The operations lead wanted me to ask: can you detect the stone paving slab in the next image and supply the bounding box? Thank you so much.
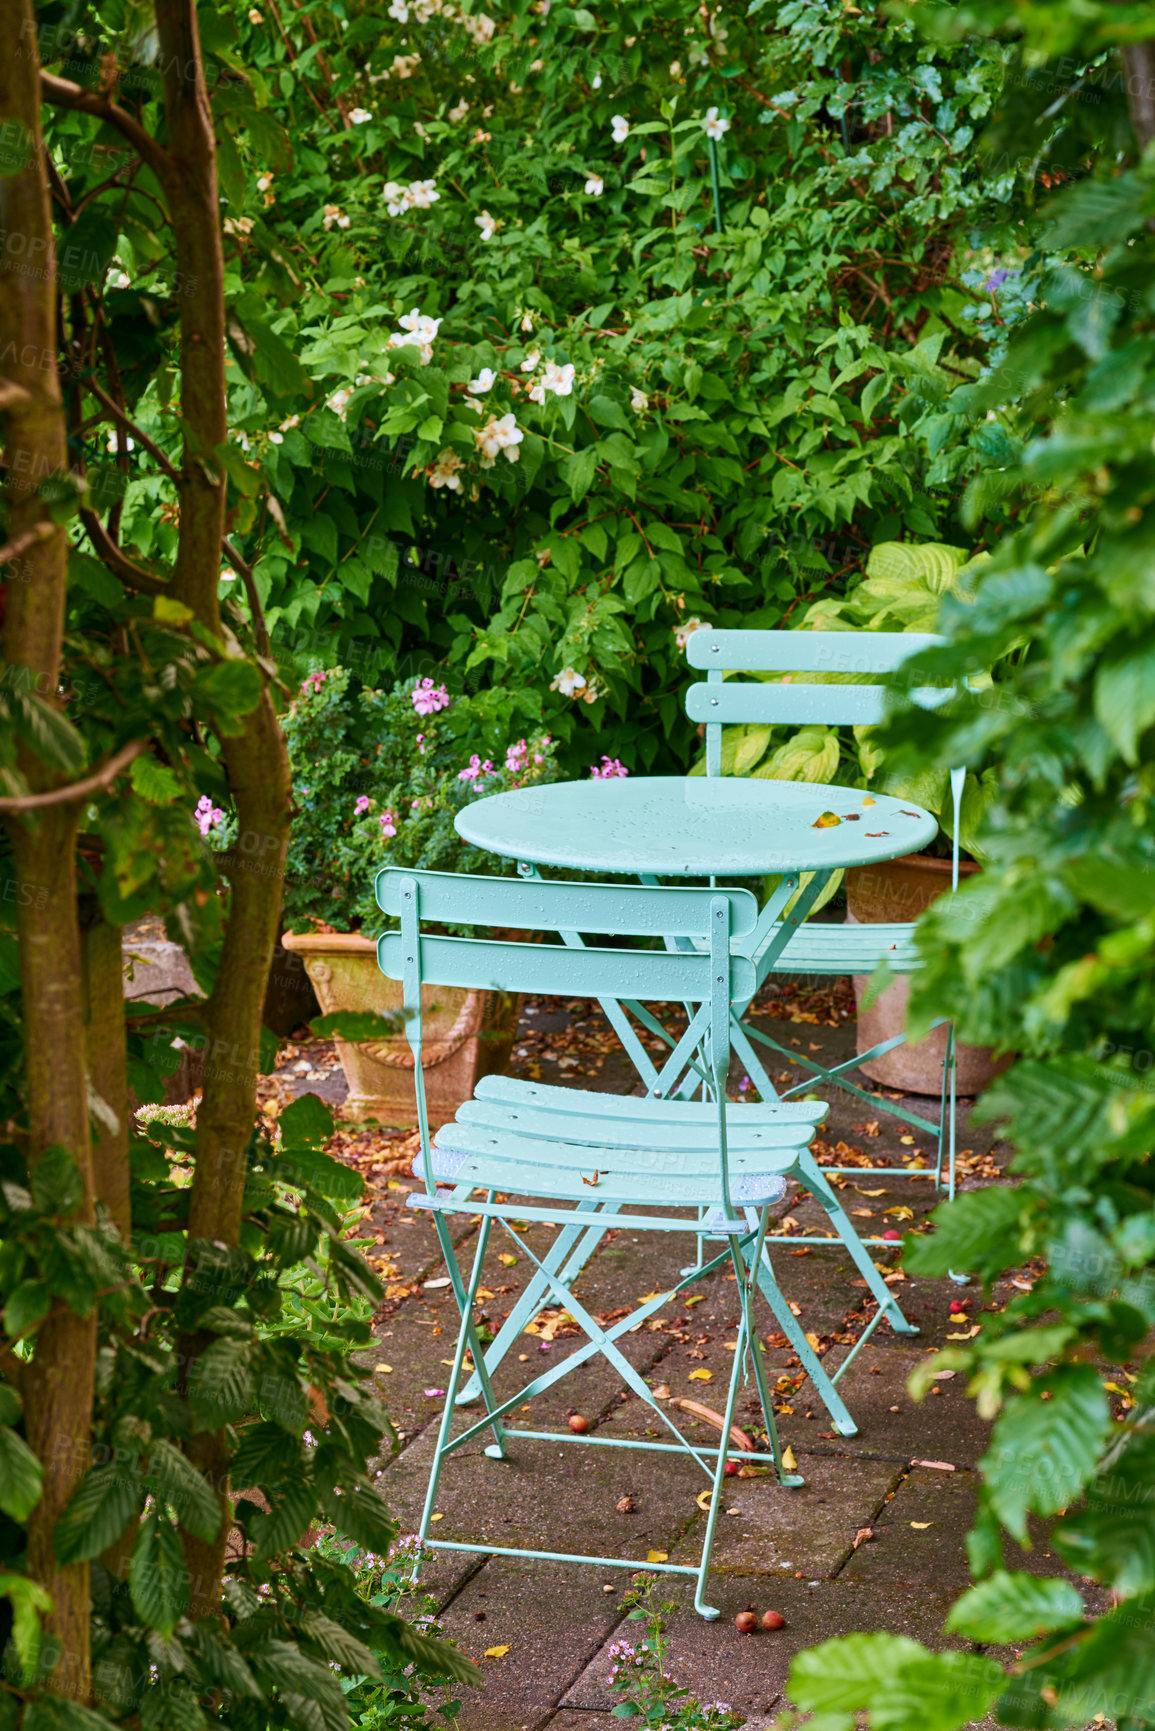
[800,1340,993,1466]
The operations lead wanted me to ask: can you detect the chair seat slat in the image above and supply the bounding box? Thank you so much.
[687,628,943,673]
[416,1146,791,1207]
[377,867,757,938]
[379,931,755,1002]
[686,682,953,728]
[441,1110,818,1159]
[472,1074,824,1122]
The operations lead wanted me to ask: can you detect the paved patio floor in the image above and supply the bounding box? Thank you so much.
[270,977,1101,1731]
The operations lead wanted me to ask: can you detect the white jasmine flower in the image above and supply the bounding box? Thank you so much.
[461,10,495,42]
[584,173,604,197]
[475,209,498,240]
[529,360,576,403]
[630,386,648,413]
[248,6,263,19]
[106,268,131,289]
[223,215,254,236]
[591,71,602,89]
[384,181,411,217]
[669,60,683,78]
[408,178,439,208]
[388,308,442,365]
[468,367,496,395]
[328,388,352,420]
[703,107,730,140]
[550,667,587,697]
[322,204,350,230]
[610,114,629,143]
[520,313,534,332]
[280,414,301,433]
[674,616,710,650]
[106,430,135,453]
[473,411,523,468]
[521,350,541,373]
[449,98,470,121]
[426,448,464,492]
[349,106,373,124]
[388,0,409,17]
[269,431,284,444]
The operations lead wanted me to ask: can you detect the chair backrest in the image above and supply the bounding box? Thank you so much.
[684,627,965,888]
[375,867,758,1221]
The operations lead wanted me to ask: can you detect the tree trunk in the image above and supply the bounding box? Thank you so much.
[0,5,96,1696]
[81,900,131,1240]
[152,0,293,1619]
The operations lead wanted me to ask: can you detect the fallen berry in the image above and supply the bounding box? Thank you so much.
[761,1609,786,1630]
[735,1611,758,1633]
[724,1460,739,1477]
[882,1230,902,1243]
[568,1414,590,1434]
[949,1300,967,1313]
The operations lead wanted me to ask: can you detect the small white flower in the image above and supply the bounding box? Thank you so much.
[280,414,301,433]
[328,388,353,420]
[674,616,710,651]
[106,430,135,453]
[256,172,274,193]
[449,98,470,121]
[389,308,442,365]
[384,180,411,217]
[610,114,629,143]
[468,367,497,395]
[669,59,683,78]
[521,350,541,373]
[591,71,602,89]
[550,667,587,697]
[475,209,497,240]
[322,204,350,230]
[520,313,534,332]
[106,268,131,289]
[474,411,524,468]
[408,178,439,209]
[248,6,263,19]
[584,173,604,197]
[703,106,731,140]
[223,215,254,236]
[388,0,409,17]
[530,360,576,404]
[426,448,464,492]
[630,386,649,414]
[349,106,373,124]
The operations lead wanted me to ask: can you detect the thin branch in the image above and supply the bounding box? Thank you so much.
[80,509,171,594]
[221,537,272,660]
[0,741,145,812]
[39,72,173,189]
[0,522,58,566]
[83,376,179,482]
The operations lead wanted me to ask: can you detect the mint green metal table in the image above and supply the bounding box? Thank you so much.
[453,775,936,1433]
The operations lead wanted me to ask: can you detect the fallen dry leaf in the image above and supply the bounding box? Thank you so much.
[498,1253,518,1267]
[651,1383,671,1400]
[484,1645,510,1659]
[781,1445,797,1471]
[851,1208,874,1218]
[855,1187,887,1197]
[946,1325,981,1340]
[912,1460,956,1472]
[883,1206,914,1221]
[695,1489,714,1511]
[812,811,842,828]
[647,1549,668,1563]
[852,1527,872,1549]
[430,1512,444,1522]
[910,1521,933,1530]
[688,1368,713,1382]
[616,1495,635,1513]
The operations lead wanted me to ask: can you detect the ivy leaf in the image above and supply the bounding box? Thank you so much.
[0,1425,43,1521]
[945,1570,1085,1642]
[147,1438,222,1542]
[981,1368,1111,1542]
[129,1508,188,1638]
[54,1461,142,1565]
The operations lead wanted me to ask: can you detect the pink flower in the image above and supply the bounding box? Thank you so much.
[301,670,327,694]
[380,810,397,837]
[194,795,225,836]
[423,1387,446,1398]
[458,755,495,782]
[412,678,451,716]
[590,756,628,779]
[505,738,528,773]
[354,795,371,815]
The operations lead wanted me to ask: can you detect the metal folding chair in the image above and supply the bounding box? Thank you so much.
[376,867,911,1616]
[685,627,965,1206]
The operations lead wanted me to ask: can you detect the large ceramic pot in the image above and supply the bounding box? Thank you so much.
[844,852,1010,1096]
[280,931,520,1129]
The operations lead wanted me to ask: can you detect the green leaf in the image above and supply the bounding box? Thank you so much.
[316,1476,397,1553]
[130,754,184,803]
[945,1570,1084,1642]
[0,1426,42,1520]
[1054,1435,1155,1594]
[279,1091,335,1149]
[563,445,598,504]
[23,1697,122,1731]
[981,1368,1111,1543]
[4,1279,51,1338]
[377,1611,483,1686]
[904,1186,1034,1280]
[147,1438,222,1543]
[249,1470,316,1559]
[308,1009,405,1041]
[30,1145,84,1216]
[191,661,263,732]
[8,688,86,774]
[789,1632,928,1715]
[0,1572,52,1686]
[1038,174,1153,249]
[153,596,195,625]
[188,1337,256,1429]
[298,1610,382,1679]
[753,725,841,784]
[129,1508,188,1638]
[1094,640,1155,765]
[54,1461,142,1565]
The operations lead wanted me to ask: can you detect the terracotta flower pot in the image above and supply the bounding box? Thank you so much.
[280,931,520,1129]
[844,853,1011,1096]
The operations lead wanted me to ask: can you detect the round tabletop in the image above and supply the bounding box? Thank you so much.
[455,776,938,878]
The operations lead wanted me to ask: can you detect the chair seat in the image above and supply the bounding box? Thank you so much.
[410,1079,820,1210]
[749,920,919,975]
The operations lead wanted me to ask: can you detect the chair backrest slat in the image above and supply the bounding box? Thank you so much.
[379,930,756,1005]
[687,628,943,674]
[377,866,757,939]
[685,681,954,729]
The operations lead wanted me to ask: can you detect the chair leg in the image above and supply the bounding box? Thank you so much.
[795,1152,918,1336]
[742,1224,857,1437]
[433,1211,507,1459]
[735,1219,806,1479]
[693,1266,748,1621]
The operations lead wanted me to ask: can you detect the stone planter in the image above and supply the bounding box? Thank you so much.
[280,931,520,1129]
[844,852,1010,1095]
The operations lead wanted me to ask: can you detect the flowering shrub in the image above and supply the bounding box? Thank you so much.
[280,669,559,936]
[607,1579,746,1728]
